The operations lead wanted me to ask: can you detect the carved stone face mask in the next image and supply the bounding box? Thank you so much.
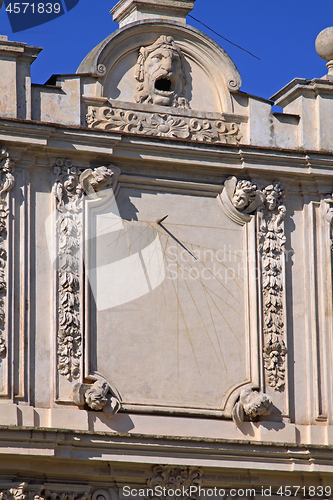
[136,36,188,107]
[232,188,251,210]
[143,46,183,106]
[265,191,278,211]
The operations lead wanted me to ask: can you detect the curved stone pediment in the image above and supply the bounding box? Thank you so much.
[77,20,241,115]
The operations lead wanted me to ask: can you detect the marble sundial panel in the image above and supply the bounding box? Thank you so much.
[84,183,258,414]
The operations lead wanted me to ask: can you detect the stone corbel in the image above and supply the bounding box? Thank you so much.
[232,388,273,427]
[73,378,121,417]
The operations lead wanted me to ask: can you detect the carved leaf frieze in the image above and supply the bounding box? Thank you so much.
[86,105,242,145]
[0,147,15,361]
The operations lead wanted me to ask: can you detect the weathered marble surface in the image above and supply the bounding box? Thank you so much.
[1,3,333,494]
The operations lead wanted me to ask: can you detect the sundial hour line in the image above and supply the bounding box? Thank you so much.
[156,216,197,260]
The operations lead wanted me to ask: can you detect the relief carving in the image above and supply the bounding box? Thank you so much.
[0,484,91,500]
[258,182,287,391]
[54,161,119,381]
[73,378,121,417]
[80,165,120,199]
[147,466,202,500]
[221,177,287,391]
[86,105,242,145]
[219,176,264,225]
[135,35,189,108]
[325,194,333,230]
[139,114,190,138]
[53,160,84,381]
[232,388,273,427]
[0,147,15,360]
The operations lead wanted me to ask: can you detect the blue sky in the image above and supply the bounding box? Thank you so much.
[0,0,331,101]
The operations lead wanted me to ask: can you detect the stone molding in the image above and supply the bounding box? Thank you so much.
[86,104,242,145]
[0,147,15,361]
[221,177,287,392]
[110,0,195,26]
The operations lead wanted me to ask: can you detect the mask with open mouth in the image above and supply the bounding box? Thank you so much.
[135,35,189,108]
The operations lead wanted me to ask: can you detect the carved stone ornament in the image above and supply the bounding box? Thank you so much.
[73,378,121,417]
[324,193,333,229]
[220,176,265,225]
[220,177,287,391]
[135,35,189,108]
[86,105,242,145]
[232,388,273,427]
[258,182,287,391]
[79,165,121,199]
[147,466,202,500]
[53,160,84,381]
[53,160,119,381]
[0,147,15,361]
[0,483,91,500]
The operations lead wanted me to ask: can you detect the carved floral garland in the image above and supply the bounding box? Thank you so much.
[86,105,242,145]
[257,182,287,391]
[224,177,287,391]
[53,161,118,381]
[0,147,15,360]
[53,160,84,381]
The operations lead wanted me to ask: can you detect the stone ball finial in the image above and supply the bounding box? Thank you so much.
[315,27,333,61]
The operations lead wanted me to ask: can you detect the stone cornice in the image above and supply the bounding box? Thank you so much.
[0,426,333,475]
[271,77,333,107]
[0,38,42,61]
[2,118,333,180]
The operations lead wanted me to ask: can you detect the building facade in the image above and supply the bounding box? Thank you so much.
[0,0,333,498]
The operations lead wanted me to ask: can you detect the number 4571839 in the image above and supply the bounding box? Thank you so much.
[5,3,61,13]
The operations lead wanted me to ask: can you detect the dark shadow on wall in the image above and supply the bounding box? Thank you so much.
[88,411,135,433]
